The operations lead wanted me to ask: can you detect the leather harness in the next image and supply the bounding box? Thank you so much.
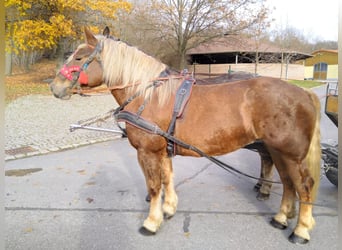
[113,71,195,157]
[166,77,195,156]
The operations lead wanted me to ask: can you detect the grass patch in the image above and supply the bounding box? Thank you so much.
[5,81,51,104]
[5,59,56,104]
[287,79,323,89]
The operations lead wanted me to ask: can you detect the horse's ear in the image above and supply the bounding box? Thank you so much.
[103,26,110,38]
[84,26,98,47]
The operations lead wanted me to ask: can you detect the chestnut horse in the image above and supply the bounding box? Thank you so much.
[50,27,321,244]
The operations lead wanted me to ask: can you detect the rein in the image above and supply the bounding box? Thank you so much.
[71,76,183,95]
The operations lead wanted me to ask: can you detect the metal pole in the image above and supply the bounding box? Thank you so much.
[69,124,123,134]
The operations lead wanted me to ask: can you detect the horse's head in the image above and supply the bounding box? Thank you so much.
[50,27,112,99]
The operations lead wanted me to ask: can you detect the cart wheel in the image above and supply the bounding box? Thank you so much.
[324,165,338,187]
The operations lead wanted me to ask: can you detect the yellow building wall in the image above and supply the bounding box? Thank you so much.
[305,51,338,66]
[327,65,339,79]
[304,66,314,79]
[304,64,338,80]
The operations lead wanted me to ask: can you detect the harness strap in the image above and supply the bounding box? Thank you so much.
[112,69,171,135]
[115,110,281,184]
[166,78,195,156]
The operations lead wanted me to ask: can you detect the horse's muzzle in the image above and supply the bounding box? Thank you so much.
[50,79,72,100]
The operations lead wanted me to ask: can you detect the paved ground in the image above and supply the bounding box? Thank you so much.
[5,94,121,160]
[5,85,338,249]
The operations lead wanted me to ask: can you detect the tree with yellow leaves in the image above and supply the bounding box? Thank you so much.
[5,0,131,73]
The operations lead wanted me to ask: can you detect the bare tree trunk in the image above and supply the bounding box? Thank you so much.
[179,51,187,70]
[285,55,289,80]
[280,52,284,79]
[254,50,259,76]
[5,52,12,75]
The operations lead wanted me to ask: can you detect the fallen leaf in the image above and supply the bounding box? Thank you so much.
[77,170,86,175]
[24,227,33,233]
[84,181,96,186]
[225,185,236,191]
[86,198,94,203]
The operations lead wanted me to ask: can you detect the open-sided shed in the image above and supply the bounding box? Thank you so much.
[187,36,311,79]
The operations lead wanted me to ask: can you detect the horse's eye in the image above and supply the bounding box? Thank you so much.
[64,52,73,60]
[75,57,82,61]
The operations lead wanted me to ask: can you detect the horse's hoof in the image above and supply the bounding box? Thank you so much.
[270,218,287,230]
[163,212,174,220]
[288,232,309,244]
[139,227,156,236]
[163,203,177,219]
[143,217,161,234]
[253,183,261,192]
[145,194,151,202]
[256,192,270,201]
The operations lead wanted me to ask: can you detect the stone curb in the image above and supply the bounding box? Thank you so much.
[5,136,121,161]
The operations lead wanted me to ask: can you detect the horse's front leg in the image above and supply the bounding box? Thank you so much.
[144,159,178,217]
[137,149,163,233]
[137,149,178,233]
[161,156,178,218]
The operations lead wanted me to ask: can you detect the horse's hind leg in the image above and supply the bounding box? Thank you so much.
[254,151,274,201]
[269,153,297,229]
[271,154,316,243]
[286,160,316,243]
[245,142,274,200]
[161,157,178,218]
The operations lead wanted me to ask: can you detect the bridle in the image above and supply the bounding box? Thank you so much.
[59,41,104,93]
[59,38,187,96]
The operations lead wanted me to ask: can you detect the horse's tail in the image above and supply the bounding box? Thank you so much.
[304,89,321,201]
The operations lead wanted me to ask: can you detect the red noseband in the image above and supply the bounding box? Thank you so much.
[60,64,88,85]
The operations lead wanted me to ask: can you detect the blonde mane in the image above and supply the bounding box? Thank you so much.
[101,38,180,105]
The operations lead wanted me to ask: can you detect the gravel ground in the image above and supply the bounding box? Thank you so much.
[5,94,122,160]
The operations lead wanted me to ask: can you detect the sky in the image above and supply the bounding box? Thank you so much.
[266,0,339,42]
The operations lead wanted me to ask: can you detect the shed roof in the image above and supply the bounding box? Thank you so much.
[311,49,338,55]
[188,36,284,54]
[187,35,311,63]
